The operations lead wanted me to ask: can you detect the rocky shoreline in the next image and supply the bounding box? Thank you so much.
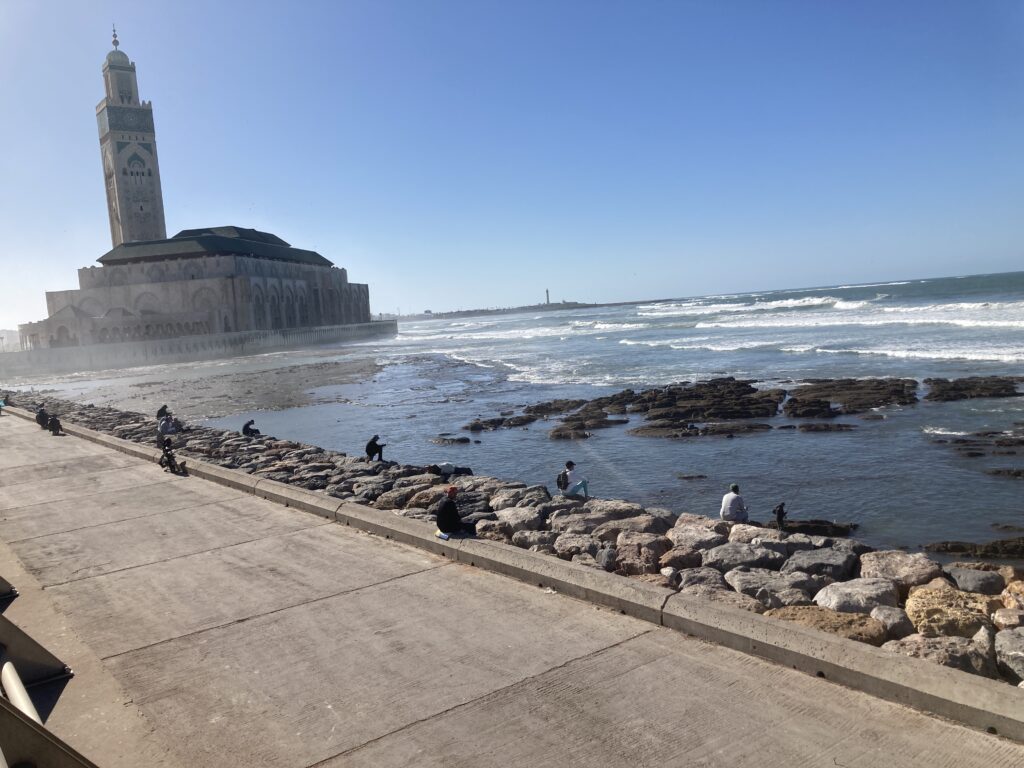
[459,375,1024,442]
[6,390,1024,689]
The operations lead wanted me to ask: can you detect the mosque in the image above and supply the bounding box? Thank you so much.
[18,31,375,352]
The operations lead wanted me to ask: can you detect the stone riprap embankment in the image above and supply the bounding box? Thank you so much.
[8,392,1024,689]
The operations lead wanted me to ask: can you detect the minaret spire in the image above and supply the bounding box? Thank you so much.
[112,25,119,48]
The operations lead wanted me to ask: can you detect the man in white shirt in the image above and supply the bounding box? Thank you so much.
[720,483,749,523]
[563,461,590,499]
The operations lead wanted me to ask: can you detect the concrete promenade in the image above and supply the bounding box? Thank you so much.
[1,413,1023,767]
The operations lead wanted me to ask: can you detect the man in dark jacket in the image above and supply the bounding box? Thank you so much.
[365,435,386,462]
[35,407,49,429]
[434,486,467,536]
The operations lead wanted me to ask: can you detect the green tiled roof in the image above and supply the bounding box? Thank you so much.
[97,226,333,267]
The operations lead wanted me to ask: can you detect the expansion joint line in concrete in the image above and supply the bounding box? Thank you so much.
[310,627,656,767]
[100,561,454,662]
[41,520,334,589]
[6,493,249,544]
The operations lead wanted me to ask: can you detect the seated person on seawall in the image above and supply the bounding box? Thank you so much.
[242,419,261,437]
[433,486,474,537]
[47,415,64,436]
[36,407,49,429]
[562,460,590,499]
[720,483,749,523]
[365,434,386,462]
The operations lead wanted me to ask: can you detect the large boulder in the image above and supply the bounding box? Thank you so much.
[673,513,730,535]
[781,548,857,580]
[494,506,545,533]
[859,551,943,597]
[489,485,551,510]
[372,486,417,509]
[993,608,1024,631]
[765,606,887,646]
[659,546,702,570]
[677,585,766,613]
[553,533,599,560]
[511,530,559,549]
[944,566,1005,596]
[475,519,510,541]
[677,567,728,591]
[549,500,648,534]
[407,486,448,509]
[994,628,1024,683]
[883,634,999,678]
[592,514,672,543]
[1002,581,1024,610]
[813,578,900,614]
[728,524,785,544]
[614,532,673,575]
[667,526,727,551]
[782,533,833,554]
[702,542,787,573]
[724,567,818,602]
[870,606,916,640]
[904,586,1002,638]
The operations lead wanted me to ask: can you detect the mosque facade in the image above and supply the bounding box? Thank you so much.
[19,32,373,351]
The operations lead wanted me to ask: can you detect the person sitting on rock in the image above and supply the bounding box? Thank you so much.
[156,404,170,420]
[46,415,63,436]
[561,461,590,499]
[242,419,261,437]
[365,435,386,462]
[35,407,49,429]
[158,415,177,436]
[720,483,749,523]
[434,486,470,537]
[158,437,186,475]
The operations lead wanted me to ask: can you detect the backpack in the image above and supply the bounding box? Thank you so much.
[556,469,569,491]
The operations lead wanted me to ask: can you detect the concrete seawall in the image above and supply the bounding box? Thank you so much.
[0,320,397,378]
[5,405,1023,750]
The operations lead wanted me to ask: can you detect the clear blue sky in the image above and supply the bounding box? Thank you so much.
[0,0,1021,327]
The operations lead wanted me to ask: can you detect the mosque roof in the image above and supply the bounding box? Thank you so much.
[96,226,334,267]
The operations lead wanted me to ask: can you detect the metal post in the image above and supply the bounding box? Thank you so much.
[0,654,42,725]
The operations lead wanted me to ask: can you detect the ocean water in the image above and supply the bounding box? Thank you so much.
[203,271,1024,553]
[26,271,1024,553]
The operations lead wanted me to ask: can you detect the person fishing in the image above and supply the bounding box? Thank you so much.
[156,404,170,420]
[242,419,261,437]
[719,483,749,523]
[365,435,386,462]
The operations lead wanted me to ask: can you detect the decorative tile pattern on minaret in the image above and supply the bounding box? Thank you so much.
[96,27,167,246]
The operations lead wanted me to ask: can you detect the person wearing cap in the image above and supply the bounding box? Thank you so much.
[365,434,386,462]
[720,483,749,523]
[564,460,590,500]
[435,485,464,535]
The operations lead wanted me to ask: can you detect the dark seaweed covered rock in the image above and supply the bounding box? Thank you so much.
[924,536,1024,558]
[786,378,918,414]
[924,376,1023,402]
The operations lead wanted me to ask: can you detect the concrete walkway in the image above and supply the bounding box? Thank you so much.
[1,413,1022,767]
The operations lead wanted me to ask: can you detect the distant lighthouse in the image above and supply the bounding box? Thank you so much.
[545,289,550,305]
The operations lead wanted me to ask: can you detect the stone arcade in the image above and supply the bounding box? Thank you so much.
[17,31,378,354]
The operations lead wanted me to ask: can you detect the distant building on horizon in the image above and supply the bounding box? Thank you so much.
[18,30,376,352]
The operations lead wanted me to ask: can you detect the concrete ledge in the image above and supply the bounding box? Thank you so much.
[188,461,260,493]
[8,405,1024,742]
[663,593,1024,741]
[254,478,342,520]
[453,537,670,626]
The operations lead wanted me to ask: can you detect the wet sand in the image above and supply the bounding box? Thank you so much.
[15,356,381,422]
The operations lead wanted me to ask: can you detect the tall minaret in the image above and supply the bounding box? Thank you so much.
[96,27,167,246]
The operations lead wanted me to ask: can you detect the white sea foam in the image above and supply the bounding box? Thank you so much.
[637,295,848,318]
[922,427,971,437]
[810,346,1024,364]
